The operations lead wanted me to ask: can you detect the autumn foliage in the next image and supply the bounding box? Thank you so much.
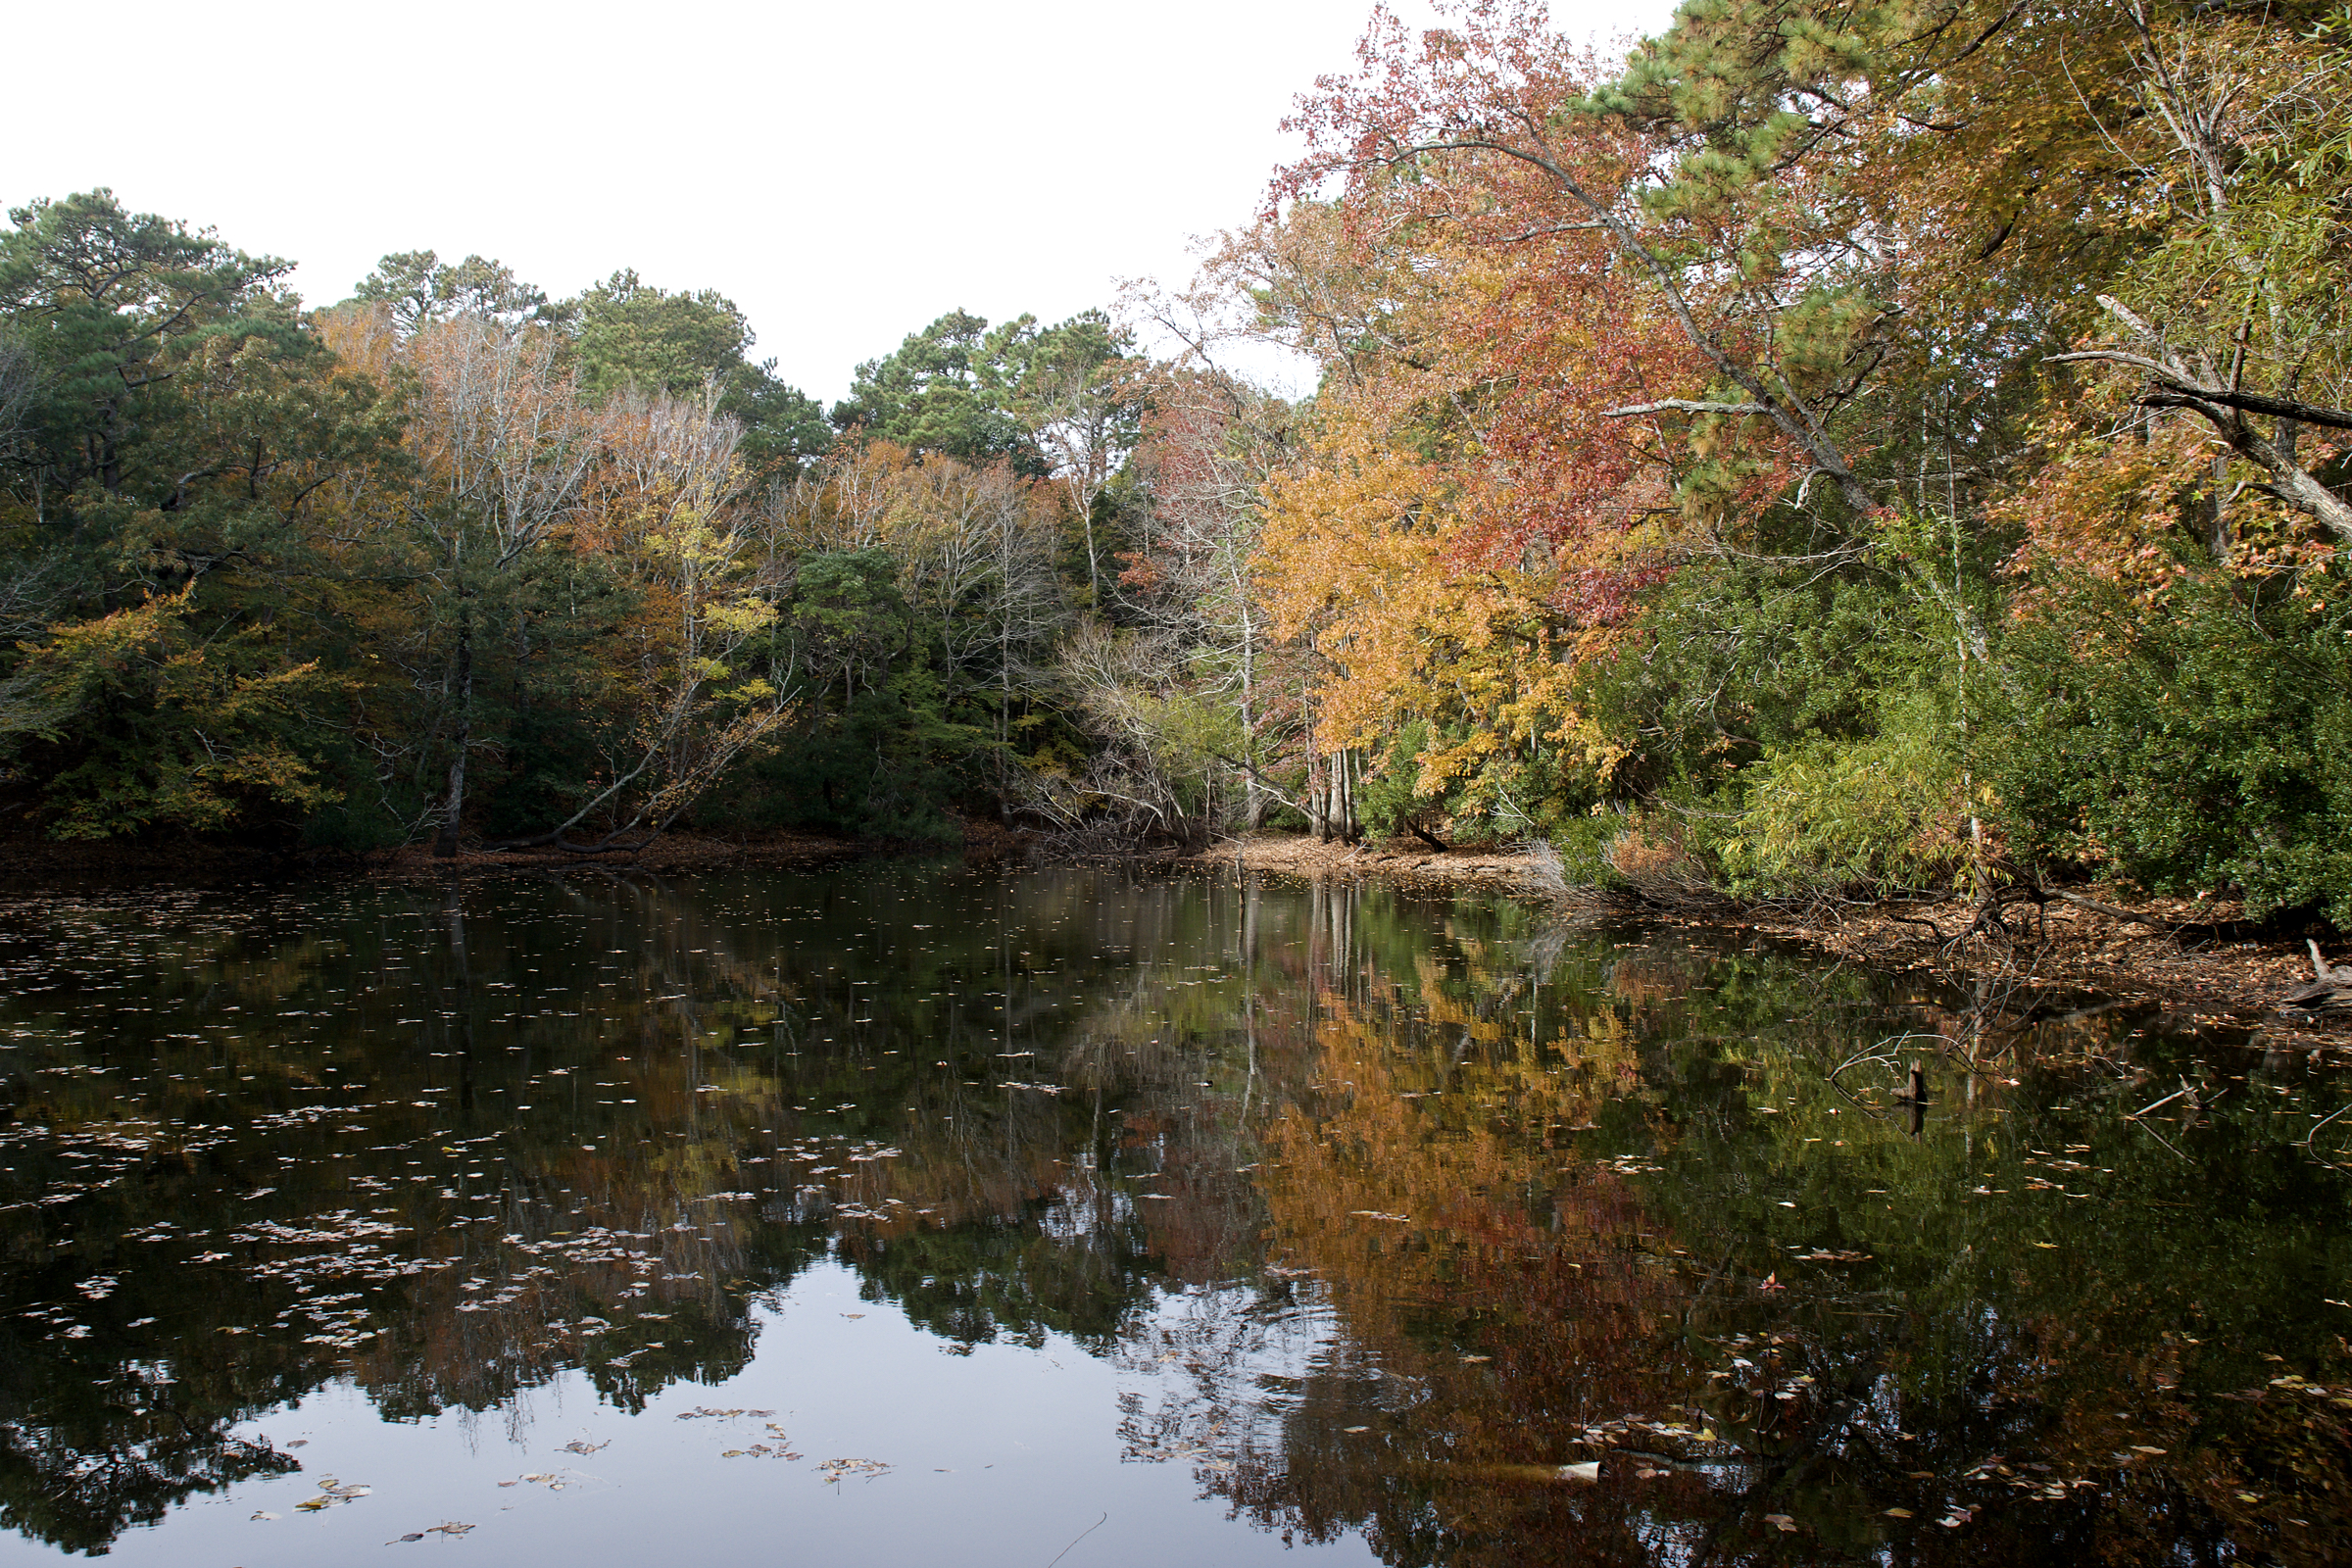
[5,0,2351,907]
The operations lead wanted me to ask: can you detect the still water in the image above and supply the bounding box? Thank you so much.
[1,862,2348,1566]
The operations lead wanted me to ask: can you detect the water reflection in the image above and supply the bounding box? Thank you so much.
[0,865,2346,1565]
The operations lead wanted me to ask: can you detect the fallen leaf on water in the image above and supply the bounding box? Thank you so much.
[1764,1514,1797,1533]
[249,1510,278,1521]
[816,1457,893,1483]
[1885,1507,1914,1518]
[2131,1446,2167,1455]
[1343,1427,1370,1434]
[559,1440,608,1455]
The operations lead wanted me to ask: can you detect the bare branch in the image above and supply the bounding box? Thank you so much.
[1602,399,1775,418]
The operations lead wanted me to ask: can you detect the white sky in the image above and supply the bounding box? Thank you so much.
[4,0,1677,405]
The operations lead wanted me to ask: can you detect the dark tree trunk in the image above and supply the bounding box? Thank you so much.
[432,612,473,859]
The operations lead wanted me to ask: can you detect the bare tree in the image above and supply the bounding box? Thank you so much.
[1126,370,1298,826]
[482,388,797,854]
[397,316,598,856]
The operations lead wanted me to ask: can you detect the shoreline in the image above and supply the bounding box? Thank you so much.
[1187,832,2352,1050]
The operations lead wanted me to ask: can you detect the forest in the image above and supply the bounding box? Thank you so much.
[2,0,2347,925]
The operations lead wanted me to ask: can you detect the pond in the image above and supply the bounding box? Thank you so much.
[1,861,2347,1566]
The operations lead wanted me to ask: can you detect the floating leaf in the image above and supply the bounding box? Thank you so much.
[816,1456,893,1482]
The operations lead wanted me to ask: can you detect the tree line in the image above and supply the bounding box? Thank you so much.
[1226,0,2352,922]
[4,0,2349,920]
[0,199,1150,853]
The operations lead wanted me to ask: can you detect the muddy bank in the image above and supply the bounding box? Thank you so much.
[1181,830,1544,891]
[1190,831,2352,1049]
[1740,893,2352,1052]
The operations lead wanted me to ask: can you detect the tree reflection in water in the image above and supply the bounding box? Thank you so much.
[0,864,2345,1564]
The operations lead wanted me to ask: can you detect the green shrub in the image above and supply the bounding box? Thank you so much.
[1704,715,1970,898]
[1987,564,2352,923]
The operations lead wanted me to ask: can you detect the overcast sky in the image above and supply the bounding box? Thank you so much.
[5,0,1676,405]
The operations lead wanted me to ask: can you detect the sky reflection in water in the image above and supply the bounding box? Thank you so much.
[0,862,2347,1566]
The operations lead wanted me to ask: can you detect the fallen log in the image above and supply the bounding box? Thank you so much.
[2281,941,2352,1011]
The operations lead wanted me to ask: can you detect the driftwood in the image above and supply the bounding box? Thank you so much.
[2281,942,2352,1012]
[2036,886,2174,929]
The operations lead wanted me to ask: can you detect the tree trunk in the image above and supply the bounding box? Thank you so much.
[1339,748,1359,843]
[432,611,473,859]
[1239,596,1264,828]
[998,656,1012,825]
